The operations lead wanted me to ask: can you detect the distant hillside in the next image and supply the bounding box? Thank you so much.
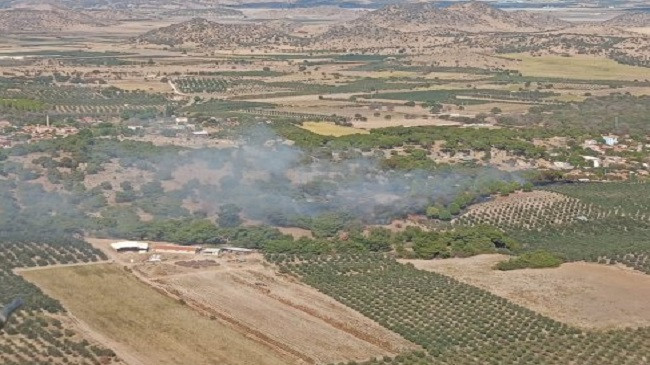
[161,8,244,18]
[133,18,300,48]
[603,12,650,27]
[350,1,570,33]
[0,7,114,33]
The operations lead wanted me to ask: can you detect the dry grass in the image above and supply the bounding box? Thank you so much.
[403,255,650,329]
[505,53,650,81]
[22,264,291,365]
[300,121,369,137]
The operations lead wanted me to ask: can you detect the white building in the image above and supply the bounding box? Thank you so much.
[110,241,149,253]
[201,247,254,256]
[582,156,601,168]
[603,136,618,146]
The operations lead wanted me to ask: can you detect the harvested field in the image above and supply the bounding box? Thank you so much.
[300,121,369,137]
[22,264,292,365]
[403,255,650,329]
[149,255,415,364]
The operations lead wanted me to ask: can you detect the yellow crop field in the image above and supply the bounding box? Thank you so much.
[301,121,370,137]
[505,54,650,81]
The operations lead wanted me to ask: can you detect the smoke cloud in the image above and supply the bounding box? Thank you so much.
[170,125,523,225]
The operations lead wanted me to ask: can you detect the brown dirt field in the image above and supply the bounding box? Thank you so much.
[277,226,314,239]
[402,255,650,330]
[148,255,415,364]
[22,264,292,365]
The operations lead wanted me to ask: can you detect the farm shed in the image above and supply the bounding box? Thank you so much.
[222,247,255,255]
[153,245,200,254]
[201,248,222,256]
[110,241,149,253]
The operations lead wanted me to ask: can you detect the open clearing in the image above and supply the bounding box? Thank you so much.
[22,264,291,365]
[402,255,650,329]
[505,54,650,81]
[300,121,369,136]
[144,254,415,364]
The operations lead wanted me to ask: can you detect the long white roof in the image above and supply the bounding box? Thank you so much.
[110,241,149,250]
[222,247,254,252]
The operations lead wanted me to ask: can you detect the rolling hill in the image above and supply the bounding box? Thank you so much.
[133,17,300,48]
[603,11,650,28]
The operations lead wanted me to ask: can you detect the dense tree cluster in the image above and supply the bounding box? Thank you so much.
[396,226,520,259]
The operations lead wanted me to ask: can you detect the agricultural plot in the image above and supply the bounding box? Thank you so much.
[546,182,650,221]
[24,263,291,365]
[0,86,171,116]
[504,54,650,81]
[405,254,650,329]
[174,77,229,93]
[0,237,121,365]
[456,187,650,273]
[275,254,650,365]
[148,255,414,364]
[365,88,554,105]
[454,191,601,231]
[236,79,431,100]
[513,217,650,274]
[367,89,487,105]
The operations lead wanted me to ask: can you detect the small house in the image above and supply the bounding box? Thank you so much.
[603,136,618,146]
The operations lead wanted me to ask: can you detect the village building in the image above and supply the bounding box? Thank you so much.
[192,130,209,137]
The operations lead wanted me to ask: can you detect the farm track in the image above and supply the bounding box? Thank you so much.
[13,259,111,273]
